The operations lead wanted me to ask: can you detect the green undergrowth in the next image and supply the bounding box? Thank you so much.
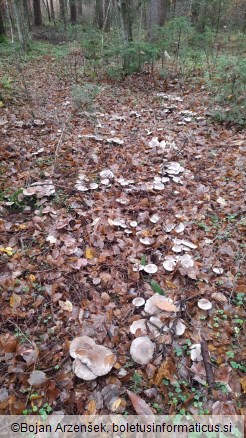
[1,20,245,126]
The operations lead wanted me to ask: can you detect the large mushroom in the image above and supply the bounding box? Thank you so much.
[130,336,155,365]
[70,336,116,381]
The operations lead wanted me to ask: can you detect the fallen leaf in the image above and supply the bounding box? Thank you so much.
[127,390,154,416]
[28,370,47,387]
[59,300,73,312]
[10,293,21,309]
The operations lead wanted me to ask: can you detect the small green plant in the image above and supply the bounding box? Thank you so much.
[72,83,100,112]
[130,372,143,393]
[3,188,36,212]
[1,75,12,90]
[230,361,246,372]
[150,280,166,295]
[233,293,245,307]
[140,254,147,266]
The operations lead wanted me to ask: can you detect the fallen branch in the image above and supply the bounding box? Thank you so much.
[201,335,215,389]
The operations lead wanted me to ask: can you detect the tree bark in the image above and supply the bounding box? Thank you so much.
[13,0,29,51]
[59,0,66,28]
[33,0,42,26]
[118,0,132,44]
[23,0,31,30]
[148,0,169,38]
[117,0,133,71]
[70,0,77,24]
[97,0,110,31]
[50,0,55,24]
[77,0,82,21]
[0,2,6,42]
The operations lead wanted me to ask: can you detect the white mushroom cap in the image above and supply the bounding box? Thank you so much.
[78,345,116,377]
[73,359,97,380]
[130,337,155,365]
[173,319,186,336]
[70,336,95,359]
[163,256,178,271]
[179,253,194,268]
[139,237,153,246]
[70,336,116,380]
[213,267,224,275]
[132,297,145,307]
[198,298,212,310]
[190,343,203,362]
[100,169,114,179]
[153,182,164,190]
[132,263,144,272]
[143,264,158,274]
[89,183,99,190]
[175,223,185,233]
[130,319,148,335]
[150,214,160,224]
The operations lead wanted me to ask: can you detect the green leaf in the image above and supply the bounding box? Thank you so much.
[140,255,147,266]
[150,280,166,295]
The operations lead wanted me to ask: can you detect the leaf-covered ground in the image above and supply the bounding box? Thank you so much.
[0,54,245,416]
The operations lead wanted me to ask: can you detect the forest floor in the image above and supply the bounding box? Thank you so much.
[0,51,245,417]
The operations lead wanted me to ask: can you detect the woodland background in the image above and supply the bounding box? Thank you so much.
[0,0,245,421]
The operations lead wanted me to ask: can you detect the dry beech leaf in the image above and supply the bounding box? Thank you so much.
[86,399,97,415]
[59,300,73,312]
[85,247,96,259]
[240,377,246,393]
[127,390,154,416]
[28,370,47,387]
[155,358,176,385]
[10,293,21,309]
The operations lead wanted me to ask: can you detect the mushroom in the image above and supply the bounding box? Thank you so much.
[132,297,145,307]
[179,254,194,269]
[143,264,158,274]
[145,294,178,314]
[198,298,212,311]
[100,169,114,179]
[130,319,148,336]
[169,319,186,336]
[190,343,203,362]
[139,237,154,246]
[150,214,160,224]
[163,256,178,272]
[175,223,185,233]
[70,336,116,380]
[130,337,155,365]
[213,267,224,275]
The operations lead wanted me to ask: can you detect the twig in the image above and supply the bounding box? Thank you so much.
[7,320,35,348]
[52,115,72,177]
[200,335,215,389]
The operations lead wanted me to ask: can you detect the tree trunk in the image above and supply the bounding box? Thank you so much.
[77,0,82,21]
[0,2,6,42]
[117,0,132,71]
[23,0,31,30]
[148,0,169,38]
[50,0,55,23]
[33,0,42,25]
[59,0,66,28]
[70,0,77,24]
[97,0,110,31]
[13,0,29,51]
[118,0,132,44]
[43,0,51,22]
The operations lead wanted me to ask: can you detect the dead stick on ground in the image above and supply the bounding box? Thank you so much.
[52,115,72,177]
[201,335,215,389]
